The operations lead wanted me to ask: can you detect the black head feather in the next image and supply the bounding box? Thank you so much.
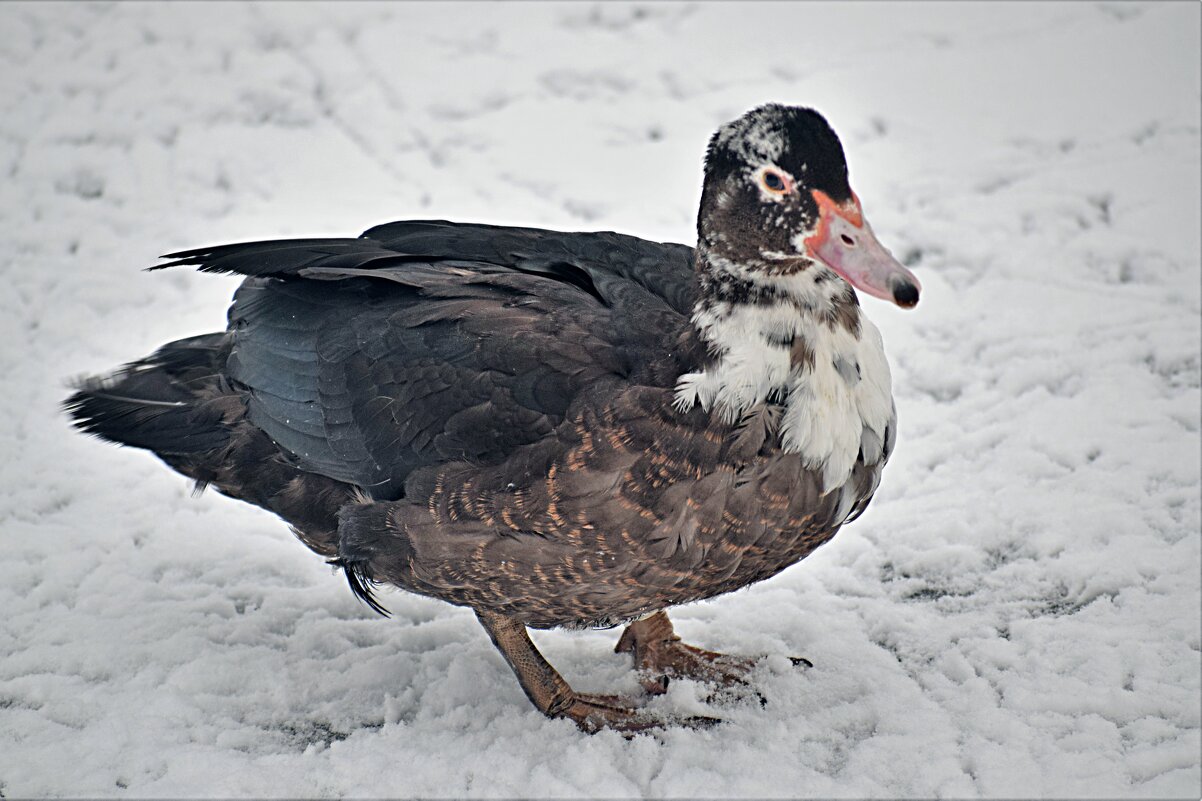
[697,105,854,267]
[704,104,851,202]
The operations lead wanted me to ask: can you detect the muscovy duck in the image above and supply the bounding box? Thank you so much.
[66,104,920,733]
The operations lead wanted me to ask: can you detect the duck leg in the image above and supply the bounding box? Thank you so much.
[615,610,811,694]
[475,609,716,733]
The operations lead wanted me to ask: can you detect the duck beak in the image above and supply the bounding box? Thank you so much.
[802,190,920,308]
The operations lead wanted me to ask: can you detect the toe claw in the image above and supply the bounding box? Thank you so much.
[614,612,810,716]
[638,674,671,696]
[562,692,720,735]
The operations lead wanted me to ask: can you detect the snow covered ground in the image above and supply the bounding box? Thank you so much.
[1,1,1199,797]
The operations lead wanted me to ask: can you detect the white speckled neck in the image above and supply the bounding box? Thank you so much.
[675,254,895,492]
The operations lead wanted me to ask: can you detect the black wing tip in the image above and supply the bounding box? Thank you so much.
[329,557,391,618]
[150,244,218,271]
[150,251,237,274]
[150,238,397,277]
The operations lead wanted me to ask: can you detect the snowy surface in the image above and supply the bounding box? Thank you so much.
[1,1,1200,797]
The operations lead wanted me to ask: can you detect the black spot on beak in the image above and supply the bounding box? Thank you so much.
[893,282,919,308]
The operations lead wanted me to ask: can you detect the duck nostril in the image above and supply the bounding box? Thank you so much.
[840,234,855,246]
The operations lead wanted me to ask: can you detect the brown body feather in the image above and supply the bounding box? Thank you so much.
[337,385,883,629]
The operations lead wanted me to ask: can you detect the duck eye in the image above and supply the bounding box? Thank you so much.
[761,170,787,193]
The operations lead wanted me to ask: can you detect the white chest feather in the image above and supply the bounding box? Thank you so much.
[674,289,895,492]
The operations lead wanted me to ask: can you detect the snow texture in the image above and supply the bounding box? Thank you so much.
[1,2,1199,797]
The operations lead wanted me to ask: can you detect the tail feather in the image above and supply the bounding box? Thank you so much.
[64,384,230,456]
[66,332,359,562]
[64,333,234,456]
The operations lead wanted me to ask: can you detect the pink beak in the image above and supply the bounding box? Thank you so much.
[804,190,921,308]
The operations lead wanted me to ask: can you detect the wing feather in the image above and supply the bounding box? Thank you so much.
[163,222,701,499]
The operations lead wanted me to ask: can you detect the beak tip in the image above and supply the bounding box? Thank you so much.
[892,282,920,308]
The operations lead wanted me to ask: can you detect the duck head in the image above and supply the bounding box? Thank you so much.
[697,104,920,309]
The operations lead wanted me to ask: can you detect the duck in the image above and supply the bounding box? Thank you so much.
[66,104,921,733]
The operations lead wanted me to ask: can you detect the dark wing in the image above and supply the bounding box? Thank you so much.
[161,221,702,501]
[359,219,698,317]
[157,219,698,316]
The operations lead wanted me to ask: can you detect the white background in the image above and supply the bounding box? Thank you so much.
[1,2,1198,797]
